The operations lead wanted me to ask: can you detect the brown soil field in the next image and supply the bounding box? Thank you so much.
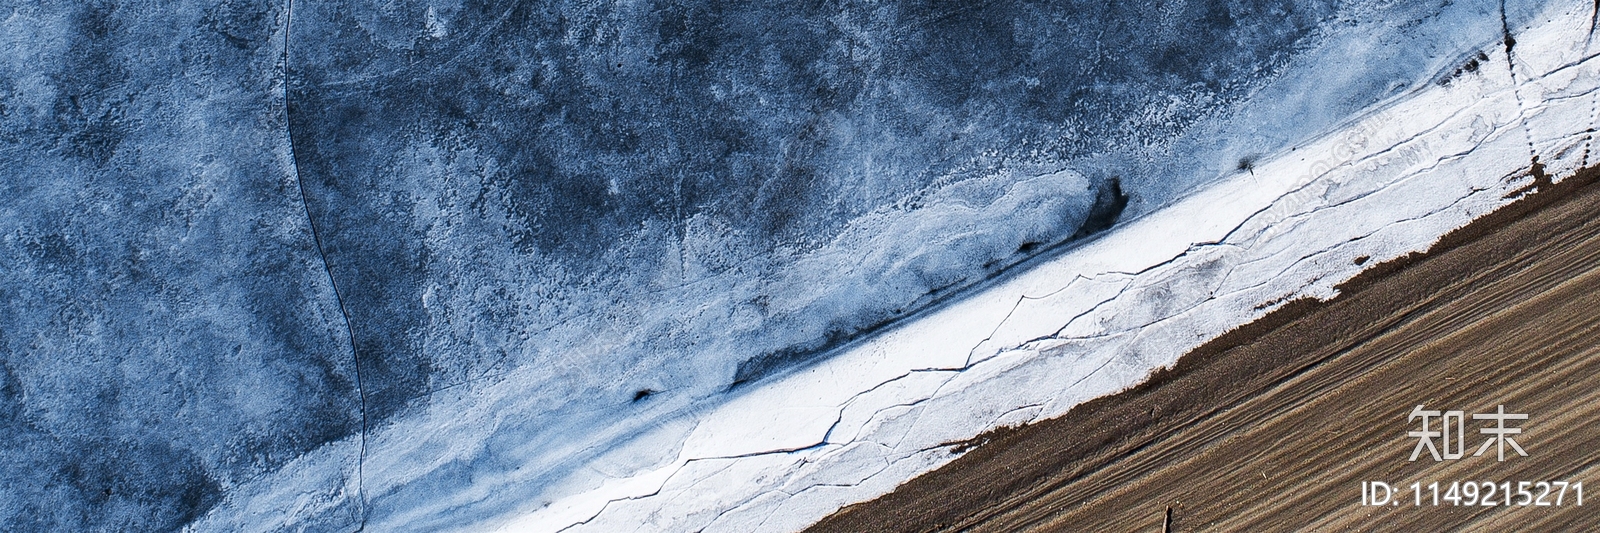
[806,163,1600,532]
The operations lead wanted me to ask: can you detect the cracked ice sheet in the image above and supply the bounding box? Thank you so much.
[493,3,1600,532]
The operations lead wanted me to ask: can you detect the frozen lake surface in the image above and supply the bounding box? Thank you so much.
[0,0,1587,530]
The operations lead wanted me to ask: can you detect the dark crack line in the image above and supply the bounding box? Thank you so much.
[1530,49,1600,80]
[1068,172,1491,347]
[1215,181,1494,310]
[281,0,369,528]
[1246,95,1475,240]
[565,382,970,531]
[1218,135,1490,287]
[726,440,960,532]
[1042,276,1147,341]
[964,294,1035,367]
[701,488,795,533]
[821,371,937,443]
[825,375,955,445]
[965,273,1134,367]
[555,442,830,533]
[1500,0,1540,164]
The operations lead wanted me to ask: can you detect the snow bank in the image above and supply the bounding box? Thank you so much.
[488,1,1600,531]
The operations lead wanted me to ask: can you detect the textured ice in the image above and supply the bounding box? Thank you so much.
[0,3,362,530]
[493,1,1600,531]
[0,0,1582,531]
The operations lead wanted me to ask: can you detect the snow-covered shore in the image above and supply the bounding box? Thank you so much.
[492,2,1600,531]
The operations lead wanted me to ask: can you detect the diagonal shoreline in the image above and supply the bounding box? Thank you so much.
[476,3,1600,530]
[807,163,1600,531]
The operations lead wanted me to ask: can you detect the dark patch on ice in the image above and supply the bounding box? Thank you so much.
[1236,155,1259,174]
[1532,156,1551,189]
[1073,177,1131,239]
[730,352,795,390]
[1353,255,1371,265]
[1437,51,1490,86]
[732,177,1128,392]
[632,389,655,402]
[1503,158,1554,199]
[731,328,864,390]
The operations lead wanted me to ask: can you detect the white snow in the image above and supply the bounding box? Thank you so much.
[488,2,1600,531]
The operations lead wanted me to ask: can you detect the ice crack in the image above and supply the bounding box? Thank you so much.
[279,0,368,527]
